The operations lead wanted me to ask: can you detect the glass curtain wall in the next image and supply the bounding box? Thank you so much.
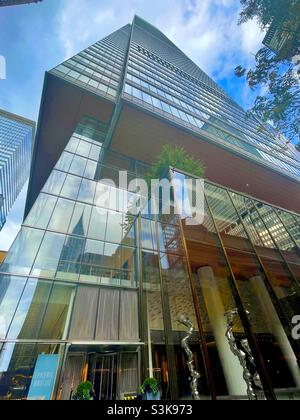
[0,119,300,399]
[0,118,141,400]
[170,169,300,400]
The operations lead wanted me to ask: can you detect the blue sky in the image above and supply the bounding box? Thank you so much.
[0,0,266,250]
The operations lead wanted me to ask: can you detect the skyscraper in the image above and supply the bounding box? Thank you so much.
[0,0,42,7]
[0,109,35,230]
[0,16,300,401]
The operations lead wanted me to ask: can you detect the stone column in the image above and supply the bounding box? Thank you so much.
[197,266,247,396]
[250,275,300,388]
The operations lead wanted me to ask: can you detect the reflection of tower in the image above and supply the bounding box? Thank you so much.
[57,216,85,275]
[76,116,107,181]
[70,214,85,237]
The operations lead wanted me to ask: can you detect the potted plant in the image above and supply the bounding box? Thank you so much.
[72,381,94,400]
[140,377,161,400]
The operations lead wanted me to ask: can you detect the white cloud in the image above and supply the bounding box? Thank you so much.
[0,184,27,252]
[0,219,20,251]
[240,19,265,55]
[56,0,265,87]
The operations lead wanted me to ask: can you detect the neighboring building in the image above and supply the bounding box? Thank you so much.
[0,109,34,231]
[263,20,291,54]
[0,16,300,401]
[0,195,4,229]
[0,251,6,263]
[263,17,300,56]
[0,0,42,7]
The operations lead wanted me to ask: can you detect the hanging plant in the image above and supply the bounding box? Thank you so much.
[145,144,205,185]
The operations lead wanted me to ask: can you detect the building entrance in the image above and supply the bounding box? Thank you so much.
[89,353,117,400]
[59,348,139,400]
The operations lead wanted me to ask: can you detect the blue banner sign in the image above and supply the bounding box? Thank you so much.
[27,354,60,400]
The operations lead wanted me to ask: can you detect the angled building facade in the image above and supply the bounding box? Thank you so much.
[0,109,34,230]
[0,16,300,400]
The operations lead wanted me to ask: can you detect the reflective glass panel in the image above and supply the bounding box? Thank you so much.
[2,228,44,275]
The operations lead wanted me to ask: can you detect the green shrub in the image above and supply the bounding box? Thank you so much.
[140,377,159,395]
[72,381,93,400]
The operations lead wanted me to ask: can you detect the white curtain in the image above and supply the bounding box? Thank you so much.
[69,287,99,340]
[96,289,120,341]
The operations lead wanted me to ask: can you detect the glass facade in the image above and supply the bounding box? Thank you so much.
[0,109,34,230]
[51,25,131,102]
[0,118,300,400]
[122,17,300,181]
[0,17,300,400]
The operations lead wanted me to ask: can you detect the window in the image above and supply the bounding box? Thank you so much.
[107,87,116,97]
[56,235,85,281]
[78,74,89,84]
[88,207,107,241]
[141,80,149,89]
[152,96,162,109]
[98,83,108,93]
[170,106,180,118]
[132,87,142,100]
[68,70,80,79]
[65,137,79,153]
[84,160,98,180]
[88,79,99,89]
[89,144,102,161]
[179,110,189,123]
[48,198,75,233]
[55,152,73,172]
[7,279,52,340]
[0,276,27,339]
[56,65,70,75]
[60,174,81,200]
[142,91,153,105]
[68,203,92,237]
[106,210,124,243]
[76,141,91,158]
[25,194,57,229]
[69,155,87,177]
[161,101,171,114]
[31,232,66,278]
[195,118,205,129]
[94,182,111,209]
[38,282,75,339]
[77,179,96,204]
[43,170,66,196]
[2,228,44,275]
[80,239,105,283]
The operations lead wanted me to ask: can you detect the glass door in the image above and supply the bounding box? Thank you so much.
[94,354,117,400]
